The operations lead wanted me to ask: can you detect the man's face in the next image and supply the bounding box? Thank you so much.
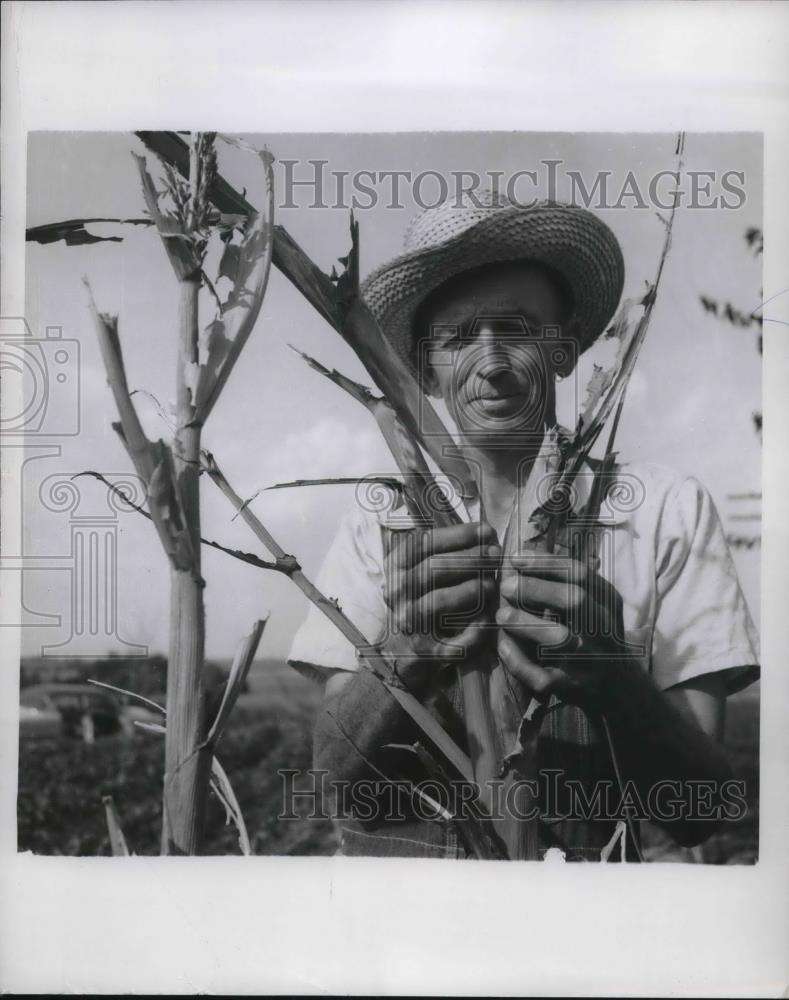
[418,261,576,445]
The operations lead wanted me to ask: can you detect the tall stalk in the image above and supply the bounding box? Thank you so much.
[162,276,209,854]
[128,133,504,827]
[76,132,275,854]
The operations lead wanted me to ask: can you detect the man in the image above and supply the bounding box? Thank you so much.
[288,192,759,860]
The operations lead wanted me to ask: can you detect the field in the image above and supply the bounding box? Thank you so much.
[17,659,759,861]
[17,658,338,857]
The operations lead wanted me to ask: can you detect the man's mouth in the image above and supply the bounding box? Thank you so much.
[466,391,532,419]
[466,388,528,406]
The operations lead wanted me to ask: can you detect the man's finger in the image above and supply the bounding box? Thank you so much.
[507,552,620,610]
[386,548,501,605]
[500,572,586,616]
[497,635,564,699]
[496,604,570,650]
[414,547,501,593]
[390,521,497,571]
[442,621,494,657]
[507,553,589,586]
[417,577,495,631]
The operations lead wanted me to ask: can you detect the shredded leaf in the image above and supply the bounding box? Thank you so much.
[210,757,252,855]
[88,679,165,715]
[132,152,203,280]
[218,241,242,281]
[264,475,405,494]
[26,218,151,247]
[206,619,267,746]
[188,147,275,423]
[102,795,131,857]
[578,296,639,433]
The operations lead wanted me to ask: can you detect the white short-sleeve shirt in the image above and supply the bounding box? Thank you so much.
[288,460,760,696]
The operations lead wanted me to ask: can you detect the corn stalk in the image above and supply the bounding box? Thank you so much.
[46,130,685,858]
[80,452,497,852]
[128,133,505,851]
[499,133,686,860]
[85,456,493,851]
[77,133,275,854]
[201,452,487,793]
[289,348,504,821]
[290,231,506,844]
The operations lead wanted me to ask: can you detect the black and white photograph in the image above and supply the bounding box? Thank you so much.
[17,130,762,865]
[2,2,787,996]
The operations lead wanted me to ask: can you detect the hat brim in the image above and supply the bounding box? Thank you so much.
[361,203,625,380]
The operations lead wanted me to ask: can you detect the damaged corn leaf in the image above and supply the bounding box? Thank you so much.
[72,470,278,573]
[289,345,376,407]
[332,212,360,314]
[577,296,640,436]
[102,795,131,856]
[131,702,252,856]
[133,152,205,280]
[264,476,405,495]
[218,241,241,282]
[293,346,456,524]
[210,756,252,856]
[84,283,193,571]
[147,441,195,572]
[134,720,166,735]
[26,217,151,247]
[129,388,177,433]
[88,679,165,715]
[188,146,275,424]
[206,619,267,746]
[83,288,154,477]
[204,452,475,784]
[575,137,684,458]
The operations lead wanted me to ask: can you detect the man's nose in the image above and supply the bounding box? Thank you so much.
[472,326,512,380]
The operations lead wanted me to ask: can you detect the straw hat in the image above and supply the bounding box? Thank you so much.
[361,190,625,376]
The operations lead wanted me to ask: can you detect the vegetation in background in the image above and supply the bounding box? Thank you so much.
[18,659,337,857]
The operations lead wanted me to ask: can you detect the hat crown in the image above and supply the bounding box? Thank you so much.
[404,188,516,255]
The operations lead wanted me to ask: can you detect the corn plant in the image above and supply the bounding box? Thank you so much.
[29,130,684,860]
[32,133,274,854]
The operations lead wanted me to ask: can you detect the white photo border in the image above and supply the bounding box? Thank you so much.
[1,2,787,996]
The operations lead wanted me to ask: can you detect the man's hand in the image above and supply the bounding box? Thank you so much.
[382,521,500,695]
[496,552,630,710]
[495,549,734,846]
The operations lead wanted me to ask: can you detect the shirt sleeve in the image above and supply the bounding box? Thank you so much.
[287,505,388,684]
[650,475,760,695]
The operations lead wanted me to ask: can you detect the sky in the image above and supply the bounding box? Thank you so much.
[19,131,762,661]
